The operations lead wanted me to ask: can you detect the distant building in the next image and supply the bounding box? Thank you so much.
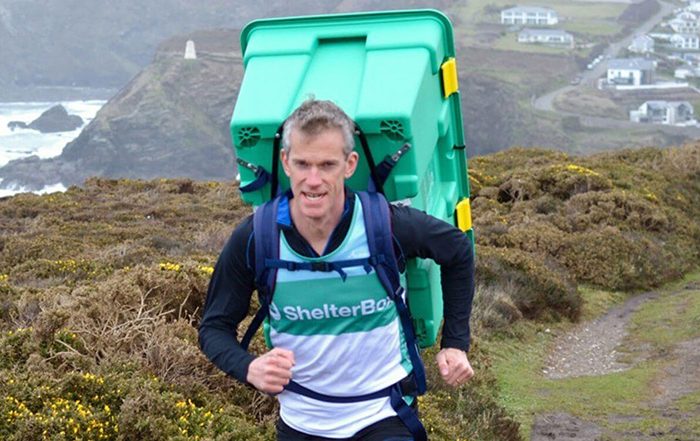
[669,11,700,33]
[630,101,695,125]
[184,40,197,59]
[628,35,655,54]
[670,33,700,50]
[687,0,700,12]
[674,66,700,78]
[518,28,574,47]
[607,58,655,86]
[501,6,558,26]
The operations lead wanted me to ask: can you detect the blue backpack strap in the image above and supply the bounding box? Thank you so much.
[284,378,426,441]
[372,143,412,192]
[356,191,428,441]
[390,384,427,441]
[357,191,427,395]
[239,166,272,193]
[240,196,282,351]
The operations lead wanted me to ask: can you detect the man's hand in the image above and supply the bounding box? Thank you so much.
[436,348,474,387]
[246,348,295,394]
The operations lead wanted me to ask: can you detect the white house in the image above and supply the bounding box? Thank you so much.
[518,28,574,47]
[630,101,695,125]
[687,0,700,12]
[607,58,655,86]
[671,33,700,50]
[674,66,700,78]
[669,11,700,33]
[501,6,558,26]
[628,35,655,54]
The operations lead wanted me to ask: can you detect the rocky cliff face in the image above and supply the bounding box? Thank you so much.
[0,30,243,189]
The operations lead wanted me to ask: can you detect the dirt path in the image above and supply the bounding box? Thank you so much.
[530,281,700,441]
[543,291,656,380]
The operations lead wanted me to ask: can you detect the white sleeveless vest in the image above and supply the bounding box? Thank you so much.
[265,196,412,437]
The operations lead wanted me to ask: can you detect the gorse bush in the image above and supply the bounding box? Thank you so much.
[470,143,700,333]
[0,177,520,440]
[0,368,270,441]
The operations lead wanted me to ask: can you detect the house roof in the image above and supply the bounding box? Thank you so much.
[644,100,692,110]
[608,58,655,70]
[519,28,572,38]
[674,11,698,20]
[502,6,556,15]
[671,33,700,40]
[631,35,654,44]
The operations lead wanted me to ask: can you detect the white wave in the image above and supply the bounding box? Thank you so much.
[0,100,105,167]
[0,178,67,198]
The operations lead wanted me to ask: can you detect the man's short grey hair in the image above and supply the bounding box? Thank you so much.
[281,99,355,156]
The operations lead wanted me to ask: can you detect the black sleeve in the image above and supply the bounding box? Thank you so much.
[391,204,474,352]
[198,215,257,384]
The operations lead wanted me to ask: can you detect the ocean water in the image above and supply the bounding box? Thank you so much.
[0,100,105,197]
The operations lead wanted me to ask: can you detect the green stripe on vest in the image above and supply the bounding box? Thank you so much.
[269,275,399,336]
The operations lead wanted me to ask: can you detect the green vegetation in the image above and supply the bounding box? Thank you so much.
[487,272,700,440]
[626,273,700,351]
[1,144,699,439]
[471,145,700,296]
[452,0,625,45]
[0,178,518,441]
[491,36,572,54]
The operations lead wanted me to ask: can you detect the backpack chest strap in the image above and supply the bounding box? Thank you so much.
[263,255,386,281]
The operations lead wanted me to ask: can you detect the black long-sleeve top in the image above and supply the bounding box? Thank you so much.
[198,190,474,384]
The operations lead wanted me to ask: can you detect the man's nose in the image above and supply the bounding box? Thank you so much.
[305,167,322,186]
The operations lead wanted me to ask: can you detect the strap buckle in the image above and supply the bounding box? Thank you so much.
[399,373,419,397]
[236,157,259,173]
[390,143,412,163]
[310,261,331,272]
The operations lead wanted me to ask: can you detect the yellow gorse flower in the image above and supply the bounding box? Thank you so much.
[198,265,214,275]
[4,395,118,440]
[564,164,600,177]
[159,262,181,272]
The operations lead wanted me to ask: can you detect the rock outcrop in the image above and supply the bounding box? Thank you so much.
[27,105,83,133]
[7,121,28,130]
[6,105,83,133]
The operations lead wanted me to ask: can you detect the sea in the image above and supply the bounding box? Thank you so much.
[0,100,105,198]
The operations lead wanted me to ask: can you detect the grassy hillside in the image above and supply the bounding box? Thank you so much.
[1,143,699,439]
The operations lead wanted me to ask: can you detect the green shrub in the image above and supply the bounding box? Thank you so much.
[472,144,700,293]
[476,246,581,322]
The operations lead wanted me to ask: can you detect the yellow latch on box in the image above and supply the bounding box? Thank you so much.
[441,57,459,98]
[456,198,472,232]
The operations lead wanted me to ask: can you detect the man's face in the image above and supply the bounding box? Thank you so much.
[281,127,358,223]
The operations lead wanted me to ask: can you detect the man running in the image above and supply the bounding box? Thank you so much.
[199,99,474,440]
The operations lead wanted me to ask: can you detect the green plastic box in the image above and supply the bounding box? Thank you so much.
[231,9,473,348]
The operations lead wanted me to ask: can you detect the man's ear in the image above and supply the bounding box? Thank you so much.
[345,151,359,179]
[281,149,291,177]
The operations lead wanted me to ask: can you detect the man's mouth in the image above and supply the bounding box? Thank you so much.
[303,192,325,201]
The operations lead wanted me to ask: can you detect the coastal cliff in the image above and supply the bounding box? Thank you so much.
[0,30,243,189]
